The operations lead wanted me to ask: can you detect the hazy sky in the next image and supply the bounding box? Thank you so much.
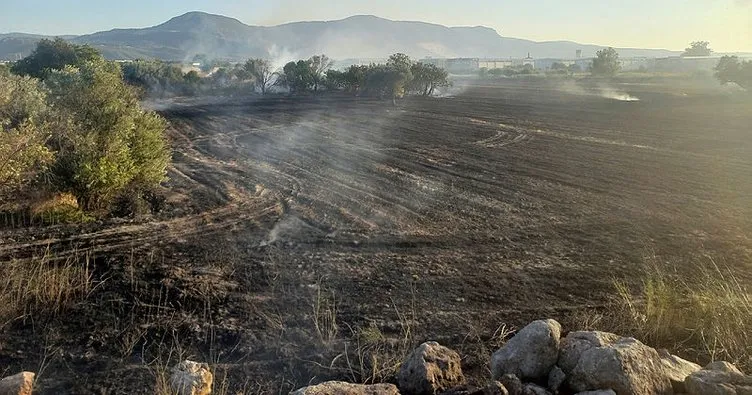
[1,0,751,51]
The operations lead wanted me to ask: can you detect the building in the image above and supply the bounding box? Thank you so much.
[479,59,513,70]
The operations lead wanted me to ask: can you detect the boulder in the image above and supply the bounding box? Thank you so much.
[436,382,508,395]
[568,337,672,395]
[548,366,566,394]
[573,391,616,395]
[685,362,752,395]
[290,382,400,395]
[657,349,701,393]
[491,320,562,381]
[558,331,620,375]
[0,372,34,395]
[522,384,551,395]
[170,360,213,395]
[399,341,465,394]
[499,374,523,395]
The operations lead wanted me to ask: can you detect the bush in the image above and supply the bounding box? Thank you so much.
[45,60,170,211]
[0,72,54,200]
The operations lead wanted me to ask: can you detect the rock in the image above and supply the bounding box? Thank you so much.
[490,320,562,382]
[290,381,401,395]
[657,349,701,393]
[573,391,616,395]
[522,384,551,395]
[548,366,566,394]
[685,362,752,395]
[436,382,508,395]
[499,374,523,395]
[0,372,34,395]
[558,331,620,375]
[568,337,672,395]
[483,382,510,395]
[399,341,465,394]
[170,360,213,395]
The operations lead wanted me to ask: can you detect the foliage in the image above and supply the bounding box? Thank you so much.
[591,47,621,77]
[121,60,196,96]
[715,56,752,91]
[279,60,314,94]
[410,62,449,96]
[0,72,54,199]
[11,38,100,79]
[243,58,277,95]
[309,55,334,93]
[683,41,712,57]
[45,60,170,210]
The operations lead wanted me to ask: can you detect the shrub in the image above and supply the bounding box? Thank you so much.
[45,60,170,211]
[0,72,54,200]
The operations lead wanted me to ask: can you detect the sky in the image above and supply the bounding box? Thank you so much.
[1,0,751,52]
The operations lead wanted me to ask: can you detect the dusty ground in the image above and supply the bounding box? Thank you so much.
[1,77,751,393]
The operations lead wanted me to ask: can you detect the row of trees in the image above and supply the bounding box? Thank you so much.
[1,39,170,217]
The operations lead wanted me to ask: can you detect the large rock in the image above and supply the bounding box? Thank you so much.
[491,320,562,382]
[0,372,34,395]
[522,384,551,395]
[685,362,752,395]
[290,382,400,395]
[399,341,465,394]
[574,391,616,395]
[568,337,672,395]
[558,331,620,375]
[657,349,701,393]
[170,360,213,395]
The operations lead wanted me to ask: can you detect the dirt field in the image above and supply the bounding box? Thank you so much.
[1,77,751,393]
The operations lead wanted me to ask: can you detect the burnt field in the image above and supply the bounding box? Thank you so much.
[1,78,752,393]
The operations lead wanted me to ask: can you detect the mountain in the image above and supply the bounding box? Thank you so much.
[1,12,680,62]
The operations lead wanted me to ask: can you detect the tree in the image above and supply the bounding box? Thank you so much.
[121,60,187,96]
[44,59,170,210]
[568,63,582,74]
[0,73,53,199]
[243,58,277,95]
[279,60,314,94]
[11,38,100,79]
[715,56,752,90]
[683,41,712,57]
[591,47,621,77]
[410,62,449,96]
[309,55,334,93]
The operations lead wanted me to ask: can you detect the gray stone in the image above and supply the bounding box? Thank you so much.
[499,374,523,395]
[573,391,616,395]
[0,372,34,395]
[170,360,213,395]
[491,320,562,382]
[685,362,752,395]
[399,341,465,394]
[548,366,566,394]
[558,331,620,375]
[522,384,551,395]
[568,337,672,395]
[657,349,701,393]
[291,381,401,395]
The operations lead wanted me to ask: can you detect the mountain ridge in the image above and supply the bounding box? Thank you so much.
[1,11,682,62]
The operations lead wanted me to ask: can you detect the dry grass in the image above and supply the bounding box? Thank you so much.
[606,257,752,370]
[0,249,93,325]
[312,282,339,345]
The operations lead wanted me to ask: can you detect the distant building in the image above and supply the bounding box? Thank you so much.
[479,59,513,70]
[421,58,479,74]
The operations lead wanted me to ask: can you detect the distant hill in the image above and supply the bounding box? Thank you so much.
[1,12,682,62]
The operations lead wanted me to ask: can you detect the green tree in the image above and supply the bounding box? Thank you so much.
[309,55,334,93]
[410,62,449,96]
[715,56,752,90]
[0,73,53,199]
[591,47,621,77]
[243,58,277,95]
[682,41,712,57]
[11,38,100,79]
[45,60,170,210]
[279,60,314,94]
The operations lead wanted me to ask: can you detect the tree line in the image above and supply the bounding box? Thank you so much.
[1,38,170,222]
